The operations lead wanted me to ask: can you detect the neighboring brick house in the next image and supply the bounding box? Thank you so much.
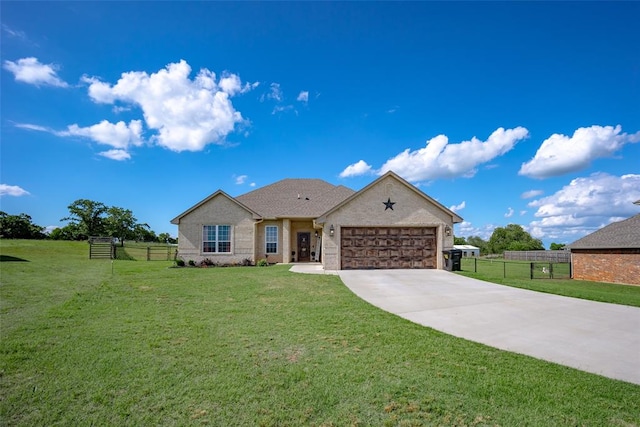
[171,171,463,270]
[568,212,640,286]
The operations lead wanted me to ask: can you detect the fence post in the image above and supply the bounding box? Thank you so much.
[147,246,150,261]
[530,262,534,280]
[503,261,506,278]
[550,263,553,279]
[474,257,477,273]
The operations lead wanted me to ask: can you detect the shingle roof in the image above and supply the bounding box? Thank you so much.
[569,214,640,249]
[236,178,355,219]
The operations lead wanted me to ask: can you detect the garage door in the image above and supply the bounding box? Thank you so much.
[341,227,436,270]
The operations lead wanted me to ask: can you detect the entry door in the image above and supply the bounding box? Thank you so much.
[297,232,311,262]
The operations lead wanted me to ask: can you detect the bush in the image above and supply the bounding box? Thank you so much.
[201,258,216,267]
[188,260,196,267]
[240,258,253,266]
[175,259,185,267]
[257,259,269,267]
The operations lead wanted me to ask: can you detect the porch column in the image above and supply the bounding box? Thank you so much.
[282,219,291,263]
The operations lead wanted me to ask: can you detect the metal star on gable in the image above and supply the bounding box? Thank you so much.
[383,198,395,210]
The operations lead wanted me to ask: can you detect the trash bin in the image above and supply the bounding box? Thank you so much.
[443,250,453,271]
[450,249,462,271]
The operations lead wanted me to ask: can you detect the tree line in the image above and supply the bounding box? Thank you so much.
[454,223,565,254]
[0,199,176,244]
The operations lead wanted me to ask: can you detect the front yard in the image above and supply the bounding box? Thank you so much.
[1,240,639,426]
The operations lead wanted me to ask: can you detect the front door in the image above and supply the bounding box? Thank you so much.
[297,232,311,262]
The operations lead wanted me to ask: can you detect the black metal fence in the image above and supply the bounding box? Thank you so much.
[461,257,571,279]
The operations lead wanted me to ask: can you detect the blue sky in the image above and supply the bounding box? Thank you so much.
[1,1,639,246]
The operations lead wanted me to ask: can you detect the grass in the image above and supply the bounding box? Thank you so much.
[459,257,640,308]
[1,240,639,426]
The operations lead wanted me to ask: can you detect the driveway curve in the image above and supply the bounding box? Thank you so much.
[337,269,640,385]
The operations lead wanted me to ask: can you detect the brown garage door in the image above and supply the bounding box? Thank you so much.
[341,227,436,270]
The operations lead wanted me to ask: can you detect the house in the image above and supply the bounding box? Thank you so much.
[568,213,640,286]
[453,245,480,257]
[171,171,463,270]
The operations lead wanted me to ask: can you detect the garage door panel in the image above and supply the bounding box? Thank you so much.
[341,227,436,270]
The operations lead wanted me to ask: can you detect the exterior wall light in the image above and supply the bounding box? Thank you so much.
[329,225,335,236]
[445,225,452,236]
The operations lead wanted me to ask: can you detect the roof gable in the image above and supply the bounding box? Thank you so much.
[236,178,355,218]
[170,190,260,224]
[569,214,640,249]
[316,171,463,223]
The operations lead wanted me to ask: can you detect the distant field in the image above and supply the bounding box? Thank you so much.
[2,240,639,426]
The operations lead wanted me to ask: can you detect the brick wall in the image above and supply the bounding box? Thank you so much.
[572,250,640,286]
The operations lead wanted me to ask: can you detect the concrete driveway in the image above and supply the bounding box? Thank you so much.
[336,269,640,385]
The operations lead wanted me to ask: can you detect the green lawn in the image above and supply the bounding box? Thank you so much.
[2,240,639,426]
[459,257,640,308]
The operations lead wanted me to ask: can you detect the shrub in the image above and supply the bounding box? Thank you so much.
[201,258,216,267]
[257,259,269,267]
[240,258,253,267]
[175,259,185,267]
[188,260,196,267]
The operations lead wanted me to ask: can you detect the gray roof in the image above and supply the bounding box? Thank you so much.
[236,178,355,219]
[569,214,640,249]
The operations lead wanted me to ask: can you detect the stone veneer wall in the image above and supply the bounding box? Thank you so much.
[176,195,256,265]
[322,175,454,270]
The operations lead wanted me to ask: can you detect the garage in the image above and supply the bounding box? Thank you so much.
[341,227,436,270]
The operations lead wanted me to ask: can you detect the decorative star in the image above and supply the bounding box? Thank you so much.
[383,198,395,210]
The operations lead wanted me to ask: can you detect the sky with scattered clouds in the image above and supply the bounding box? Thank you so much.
[1,2,639,246]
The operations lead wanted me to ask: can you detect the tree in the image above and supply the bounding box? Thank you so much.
[466,235,488,255]
[133,223,157,242]
[487,224,544,254]
[49,224,85,241]
[0,212,46,239]
[61,199,108,238]
[104,207,138,246]
[158,232,177,244]
[453,236,467,245]
[550,243,566,250]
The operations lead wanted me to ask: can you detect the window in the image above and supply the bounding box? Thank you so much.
[203,225,231,253]
[265,225,278,254]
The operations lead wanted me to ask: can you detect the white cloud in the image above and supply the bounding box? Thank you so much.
[83,60,246,152]
[0,184,30,197]
[527,173,640,242]
[297,91,309,103]
[61,120,144,150]
[249,182,256,187]
[340,160,373,178]
[272,105,295,115]
[261,82,283,102]
[520,210,527,216]
[17,120,142,160]
[15,123,53,132]
[456,221,495,241]
[3,57,68,87]
[521,189,543,199]
[377,127,529,182]
[449,201,466,212]
[504,207,514,218]
[99,149,131,161]
[235,175,248,185]
[519,125,640,179]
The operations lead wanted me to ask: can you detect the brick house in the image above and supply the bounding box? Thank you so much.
[171,171,463,270]
[568,211,640,286]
